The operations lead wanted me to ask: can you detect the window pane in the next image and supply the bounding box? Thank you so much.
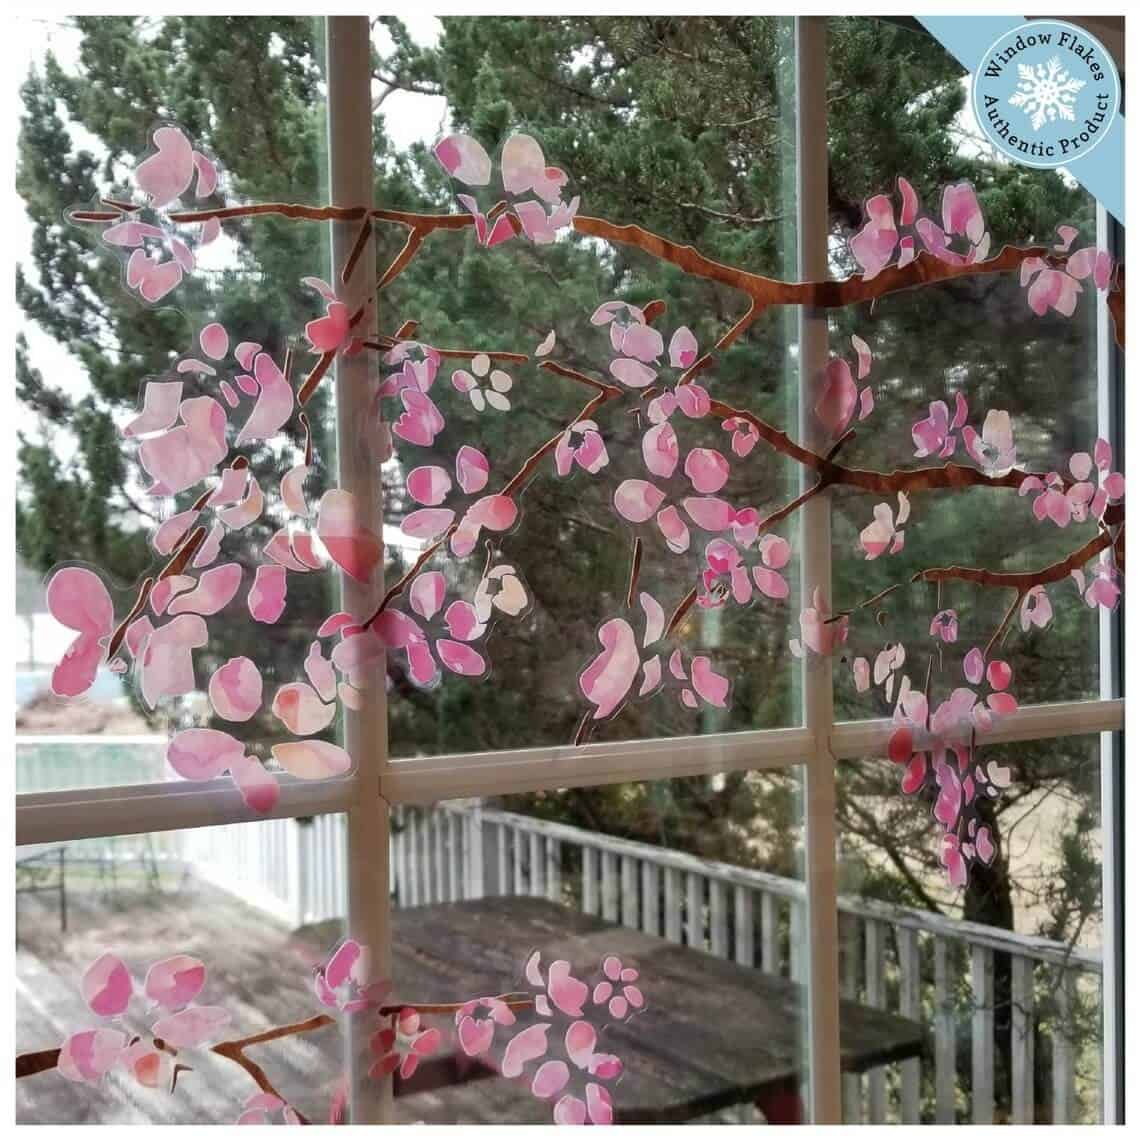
[827,17,1107,719]
[15,17,339,792]
[16,816,349,1124]
[382,773,825,1124]
[376,16,804,757]
[834,734,1108,1123]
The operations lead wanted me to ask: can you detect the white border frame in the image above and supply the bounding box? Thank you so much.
[11,11,1127,1126]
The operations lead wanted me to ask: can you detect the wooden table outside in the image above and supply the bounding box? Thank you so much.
[390,896,925,1124]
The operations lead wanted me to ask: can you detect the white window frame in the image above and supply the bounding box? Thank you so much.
[13,15,1125,1125]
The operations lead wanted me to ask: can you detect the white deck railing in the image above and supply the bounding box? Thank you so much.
[386,803,1103,1126]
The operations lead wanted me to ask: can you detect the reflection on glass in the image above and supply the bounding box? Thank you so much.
[834,735,1105,1124]
[16,817,349,1125]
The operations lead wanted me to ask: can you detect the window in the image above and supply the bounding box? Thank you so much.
[15,14,1123,1125]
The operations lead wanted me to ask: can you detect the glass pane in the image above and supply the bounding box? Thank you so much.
[382,772,825,1124]
[14,17,340,792]
[827,17,1109,720]
[374,16,804,758]
[834,734,1107,1124]
[16,816,349,1124]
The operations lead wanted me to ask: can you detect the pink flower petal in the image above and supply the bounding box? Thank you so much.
[609,357,657,388]
[208,656,263,722]
[82,952,134,1018]
[565,1019,597,1069]
[135,126,195,207]
[138,396,227,495]
[318,490,382,584]
[409,571,447,622]
[433,134,492,185]
[547,960,588,1018]
[436,639,488,676]
[167,563,242,616]
[59,1028,127,1083]
[248,564,288,624]
[681,496,735,532]
[234,352,294,446]
[683,447,730,494]
[613,479,666,524]
[406,465,452,507]
[139,613,208,708]
[652,504,688,554]
[271,740,352,780]
[641,422,679,479]
[986,660,1012,691]
[579,618,639,720]
[144,955,206,1010]
[690,656,729,707]
[167,727,243,781]
[532,1060,571,1100]
[199,323,229,361]
[554,1095,588,1126]
[47,567,115,698]
[586,1083,614,1125]
[963,647,985,686]
[151,1005,231,1048]
[272,682,336,736]
[815,358,858,437]
[752,566,789,600]
[456,446,490,495]
[668,326,698,369]
[125,381,183,438]
[501,1023,550,1079]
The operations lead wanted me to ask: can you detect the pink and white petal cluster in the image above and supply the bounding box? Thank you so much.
[59,951,229,1089]
[369,1009,443,1080]
[963,410,1017,476]
[815,339,875,439]
[555,420,609,477]
[314,939,391,1014]
[1021,242,1112,318]
[789,589,848,658]
[859,493,909,559]
[912,392,968,458]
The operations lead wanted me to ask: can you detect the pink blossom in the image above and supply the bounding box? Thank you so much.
[963,410,1016,475]
[369,1010,442,1081]
[314,940,391,1014]
[859,493,909,559]
[556,420,609,477]
[1019,586,1052,631]
[789,589,848,658]
[929,609,958,643]
[912,393,968,458]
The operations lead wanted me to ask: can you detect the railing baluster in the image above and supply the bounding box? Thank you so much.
[934,936,956,1123]
[407,812,420,907]
[642,862,660,936]
[733,886,753,967]
[601,850,619,922]
[1011,953,1035,1124]
[497,822,509,895]
[513,827,525,895]
[842,914,862,1124]
[709,879,728,958]
[433,811,444,903]
[685,872,703,949]
[1052,968,1075,1124]
[971,944,995,1124]
[664,867,682,943]
[546,838,561,903]
[529,831,544,898]
[761,891,777,974]
[448,813,461,901]
[864,918,886,1123]
[897,924,921,1124]
[621,856,638,928]
[583,846,598,915]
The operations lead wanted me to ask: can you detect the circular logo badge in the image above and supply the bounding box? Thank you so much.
[972,21,1120,169]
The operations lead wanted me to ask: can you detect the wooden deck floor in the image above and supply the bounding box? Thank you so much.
[17,875,353,1124]
[17,876,761,1125]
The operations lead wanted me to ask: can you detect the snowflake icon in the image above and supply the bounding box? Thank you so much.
[1008,56,1085,132]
